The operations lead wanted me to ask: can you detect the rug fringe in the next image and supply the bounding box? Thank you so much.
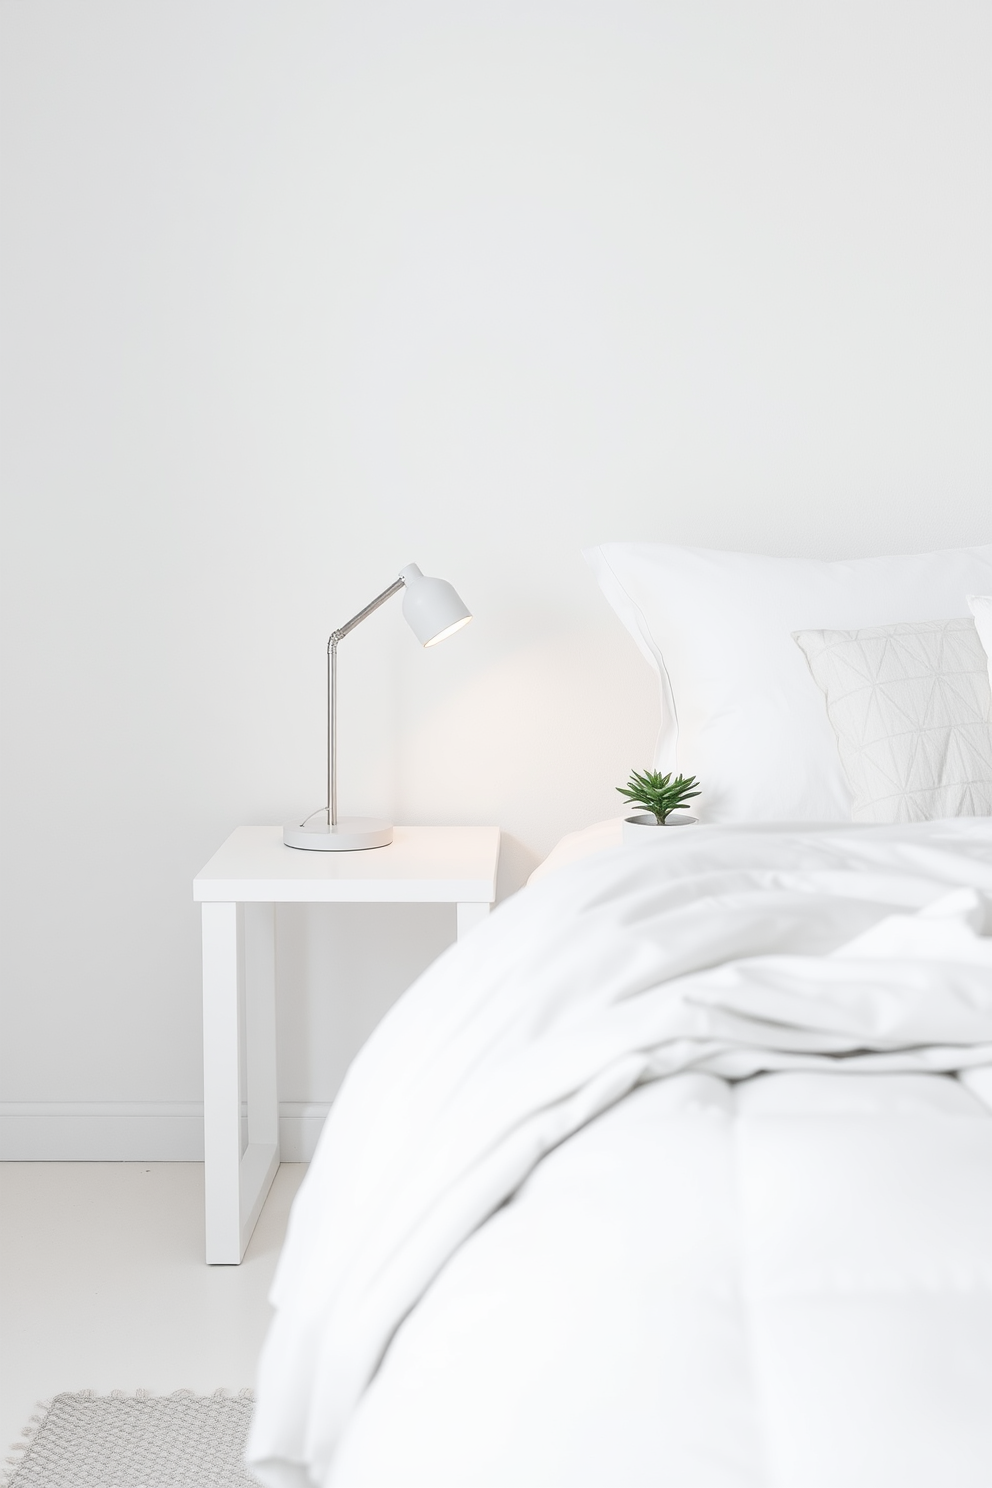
[2,1401,52,1488]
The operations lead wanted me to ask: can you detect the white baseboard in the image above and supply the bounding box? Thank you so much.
[277,1103,331,1161]
[0,1101,331,1162]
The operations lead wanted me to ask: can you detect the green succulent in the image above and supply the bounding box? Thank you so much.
[617,768,701,825]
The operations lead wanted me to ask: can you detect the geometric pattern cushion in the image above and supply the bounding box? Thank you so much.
[792,616,992,823]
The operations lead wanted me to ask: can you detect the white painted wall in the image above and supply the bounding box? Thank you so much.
[2,0,990,1155]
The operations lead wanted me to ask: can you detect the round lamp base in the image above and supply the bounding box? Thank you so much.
[283,817,393,852]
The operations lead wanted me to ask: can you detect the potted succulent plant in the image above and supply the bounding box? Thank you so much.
[617,769,700,843]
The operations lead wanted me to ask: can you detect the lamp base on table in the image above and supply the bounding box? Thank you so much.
[283,817,393,851]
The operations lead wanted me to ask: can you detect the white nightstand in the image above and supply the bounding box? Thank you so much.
[193,824,501,1264]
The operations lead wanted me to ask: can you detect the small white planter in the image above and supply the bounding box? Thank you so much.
[622,811,698,845]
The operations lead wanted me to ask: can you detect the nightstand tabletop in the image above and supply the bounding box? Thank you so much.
[193,824,501,904]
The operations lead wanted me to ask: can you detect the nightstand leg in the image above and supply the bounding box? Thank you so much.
[202,901,279,1264]
[242,902,280,1246]
[202,901,242,1264]
[456,902,490,940]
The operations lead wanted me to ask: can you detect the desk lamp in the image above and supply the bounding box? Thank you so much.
[283,563,472,850]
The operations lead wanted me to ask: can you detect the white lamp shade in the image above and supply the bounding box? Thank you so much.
[400,563,473,646]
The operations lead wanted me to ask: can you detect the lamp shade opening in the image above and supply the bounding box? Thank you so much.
[400,563,473,646]
[424,615,472,647]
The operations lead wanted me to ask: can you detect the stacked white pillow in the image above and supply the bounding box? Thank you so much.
[585,543,992,822]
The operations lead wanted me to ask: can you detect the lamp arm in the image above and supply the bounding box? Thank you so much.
[325,575,406,827]
[329,576,406,646]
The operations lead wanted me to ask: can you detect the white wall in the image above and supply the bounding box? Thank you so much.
[2,0,990,1156]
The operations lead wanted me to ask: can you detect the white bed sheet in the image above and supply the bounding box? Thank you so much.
[527,817,623,883]
[249,820,992,1488]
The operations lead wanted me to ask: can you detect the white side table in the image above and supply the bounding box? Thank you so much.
[193,824,501,1264]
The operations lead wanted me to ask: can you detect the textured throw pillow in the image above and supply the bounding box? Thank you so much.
[793,617,992,823]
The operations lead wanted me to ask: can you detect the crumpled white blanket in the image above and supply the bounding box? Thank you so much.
[247,820,992,1488]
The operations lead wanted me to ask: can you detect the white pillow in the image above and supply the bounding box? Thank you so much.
[792,617,992,823]
[584,542,992,822]
[968,595,992,688]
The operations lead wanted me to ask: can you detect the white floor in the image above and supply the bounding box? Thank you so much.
[0,1161,306,1458]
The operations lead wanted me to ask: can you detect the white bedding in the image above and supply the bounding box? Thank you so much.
[527,816,624,882]
[249,821,992,1488]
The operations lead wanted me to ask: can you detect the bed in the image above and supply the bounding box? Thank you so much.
[248,544,992,1488]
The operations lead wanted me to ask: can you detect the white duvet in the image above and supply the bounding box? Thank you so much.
[249,821,992,1488]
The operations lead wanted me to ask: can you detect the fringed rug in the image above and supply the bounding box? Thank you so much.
[3,1390,258,1487]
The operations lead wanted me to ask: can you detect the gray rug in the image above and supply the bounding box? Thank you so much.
[4,1391,259,1487]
